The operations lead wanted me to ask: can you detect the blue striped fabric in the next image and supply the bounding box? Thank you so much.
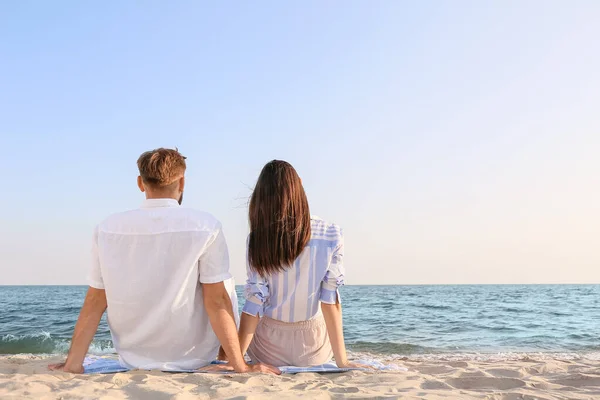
[83,356,407,374]
[243,216,345,323]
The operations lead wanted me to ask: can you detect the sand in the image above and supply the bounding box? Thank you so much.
[1,355,600,399]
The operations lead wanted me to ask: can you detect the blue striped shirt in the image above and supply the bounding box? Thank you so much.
[242,216,345,323]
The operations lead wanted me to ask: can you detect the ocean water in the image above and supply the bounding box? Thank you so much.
[1,285,599,360]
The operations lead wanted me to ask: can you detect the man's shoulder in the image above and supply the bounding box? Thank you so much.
[178,208,222,230]
[97,207,222,233]
[97,209,143,230]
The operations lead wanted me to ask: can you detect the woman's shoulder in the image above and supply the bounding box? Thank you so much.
[310,216,343,240]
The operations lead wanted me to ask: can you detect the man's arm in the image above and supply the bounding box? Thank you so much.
[218,312,259,362]
[49,287,107,373]
[199,226,279,374]
[202,282,246,371]
[202,282,279,374]
[202,282,281,375]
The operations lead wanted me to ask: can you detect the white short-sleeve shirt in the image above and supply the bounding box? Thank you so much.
[89,198,238,370]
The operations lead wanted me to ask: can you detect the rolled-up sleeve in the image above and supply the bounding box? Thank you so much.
[320,235,345,304]
[198,225,233,284]
[88,226,105,289]
[242,244,269,317]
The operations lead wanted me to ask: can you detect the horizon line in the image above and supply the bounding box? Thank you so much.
[0,283,597,287]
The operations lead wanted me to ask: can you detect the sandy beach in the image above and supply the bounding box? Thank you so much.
[1,355,600,399]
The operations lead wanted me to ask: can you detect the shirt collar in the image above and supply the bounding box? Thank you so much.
[141,198,180,209]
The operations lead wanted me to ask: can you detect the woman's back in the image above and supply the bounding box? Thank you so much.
[239,160,356,368]
[243,216,345,322]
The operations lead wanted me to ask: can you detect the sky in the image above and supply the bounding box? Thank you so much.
[0,1,599,285]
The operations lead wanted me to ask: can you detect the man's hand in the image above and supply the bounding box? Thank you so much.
[47,287,107,374]
[202,284,280,375]
[245,363,281,374]
[48,362,84,374]
[200,362,280,375]
[202,282,251,372]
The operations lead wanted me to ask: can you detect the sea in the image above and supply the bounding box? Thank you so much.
[1,285,599,361]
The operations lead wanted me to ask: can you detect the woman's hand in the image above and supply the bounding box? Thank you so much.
[336,360,375,370]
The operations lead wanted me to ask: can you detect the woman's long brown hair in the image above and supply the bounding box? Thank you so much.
[248,160,311,277]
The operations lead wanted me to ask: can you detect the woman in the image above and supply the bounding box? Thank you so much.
[236,160,360,368]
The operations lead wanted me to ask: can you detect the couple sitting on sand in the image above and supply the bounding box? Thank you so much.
[50,148,363,375]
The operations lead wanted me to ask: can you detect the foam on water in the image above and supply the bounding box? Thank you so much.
[0,333,114,355]
[348,350,600,363]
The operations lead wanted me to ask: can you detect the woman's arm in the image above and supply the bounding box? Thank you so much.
[231,239,269,358]
[320,229,362,368]
[322,301,373,369]
[321,299,349,367]
[239,312,260,355]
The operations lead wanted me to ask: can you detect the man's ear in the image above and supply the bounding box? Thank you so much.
[179,176,185,193]
[137,176,145,192]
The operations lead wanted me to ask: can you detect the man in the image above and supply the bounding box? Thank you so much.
[49,148,279,374]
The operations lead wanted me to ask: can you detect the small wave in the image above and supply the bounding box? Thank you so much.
[417,304,452,311]
[501,307,523,313]
[440,325,470,333]
[485,326,521,333]
[567,333,594,340]
[550,311,571,317]
[348,341,434,354]
[368,301,397,307]
[0,333,114,355]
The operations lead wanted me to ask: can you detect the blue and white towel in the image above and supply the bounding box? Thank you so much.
[83,356,406,374]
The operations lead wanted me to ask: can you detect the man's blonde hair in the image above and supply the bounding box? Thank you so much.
[137,148,187,188]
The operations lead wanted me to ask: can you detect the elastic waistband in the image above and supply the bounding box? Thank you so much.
[261,315,326,331]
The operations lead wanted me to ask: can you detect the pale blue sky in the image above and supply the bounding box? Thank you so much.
[1,1,599,285]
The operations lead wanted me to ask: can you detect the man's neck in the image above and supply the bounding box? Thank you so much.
[145,195,179,200]
[145,192,182,205]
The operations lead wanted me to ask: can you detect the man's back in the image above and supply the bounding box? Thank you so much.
[50,148,277,375]
[90,198,238,370]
